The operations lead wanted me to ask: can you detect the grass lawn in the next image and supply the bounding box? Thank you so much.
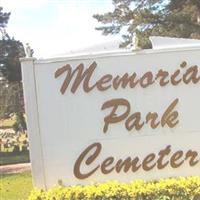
[0,151,30,165]
[0,172,33,200]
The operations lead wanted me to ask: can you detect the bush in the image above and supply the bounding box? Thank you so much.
[28,176,200,200]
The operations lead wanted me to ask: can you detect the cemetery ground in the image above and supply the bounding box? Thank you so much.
[0,116,32,199]
[0,115,30,165]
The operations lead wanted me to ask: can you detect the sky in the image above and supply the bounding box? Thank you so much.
[1,0,121,58]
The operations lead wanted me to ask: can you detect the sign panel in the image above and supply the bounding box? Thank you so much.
[21,48,200,189]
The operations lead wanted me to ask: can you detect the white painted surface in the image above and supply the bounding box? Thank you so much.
[21,58,47,189]
[21,47,200,189]
[150,36,200,49]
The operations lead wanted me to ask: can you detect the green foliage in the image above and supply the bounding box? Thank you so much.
[0,7,10,31]
[0,7,25,82]
[0,82,24,118]
[93,0,200,48]
[0,7,25,122]
[13,112,27,132]
[29,176,200,200]
[0,150,30,165]
[0,35,25,82]
[0,172,33,200]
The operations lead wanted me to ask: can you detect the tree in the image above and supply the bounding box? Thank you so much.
[0,7,25,82]
[93,0,200,49]
[0,7,25,125]
[13,112,27,133]
[0,80,24,118]
[0,7,10,31]
[0,36,25,82]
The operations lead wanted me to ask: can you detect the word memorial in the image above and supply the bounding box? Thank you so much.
[21,47,200,189]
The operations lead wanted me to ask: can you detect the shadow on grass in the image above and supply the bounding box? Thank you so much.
[0,150,30,165]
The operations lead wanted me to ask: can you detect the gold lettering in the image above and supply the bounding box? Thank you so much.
[185,150,199,166]
[157,145,171,169]
[101,98,130,133]
[183,65,200,84]
[96,74,112,91]
[101,157,115,174]
[73,143,199,179]
[170,151,184,168]
[156,70,169,86]
[115,157,141,173]
[113,73,139,90]
[142,153,156,171]
[55,61,200,94]
[171,70,182,85]
[140,72,154,88]
[125,112,144,131]
[74,142,101,179]
[146,112,160,129]
[102,98,179,133]
[161,98,179,128]
[55,62,97,94]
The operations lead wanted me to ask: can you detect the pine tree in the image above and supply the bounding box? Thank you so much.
[0,7,25,82]
[0,7,25,123]
[0,7,10,32]
[0,36,25,82]
[93,0,200,48]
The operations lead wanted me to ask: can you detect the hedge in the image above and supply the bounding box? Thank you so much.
[28,176,200,200]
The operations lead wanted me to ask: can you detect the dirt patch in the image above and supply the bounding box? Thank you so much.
[0,163,31,174]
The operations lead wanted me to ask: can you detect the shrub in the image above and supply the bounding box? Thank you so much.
[28,176,200,200]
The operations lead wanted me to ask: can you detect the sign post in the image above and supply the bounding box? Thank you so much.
[21,47,200,189]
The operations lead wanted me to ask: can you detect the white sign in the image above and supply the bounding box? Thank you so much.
[21,47,200,189]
